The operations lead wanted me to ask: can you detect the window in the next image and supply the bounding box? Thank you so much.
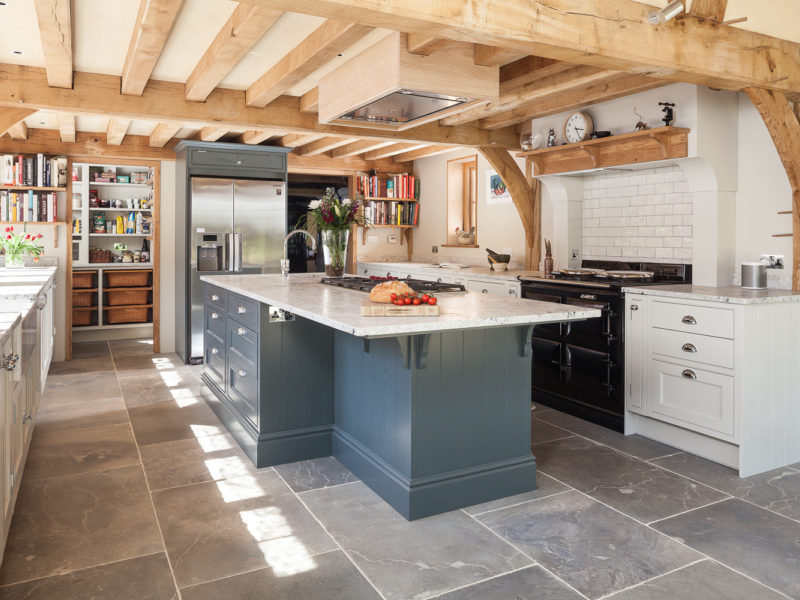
[446,155,478,246]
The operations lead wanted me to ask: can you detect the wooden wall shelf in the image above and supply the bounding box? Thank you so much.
[517,126,690,176]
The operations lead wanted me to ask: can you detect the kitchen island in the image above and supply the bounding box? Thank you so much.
[200,273,600,519]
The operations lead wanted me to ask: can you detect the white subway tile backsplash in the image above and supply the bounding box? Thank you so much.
[582,165,692,264]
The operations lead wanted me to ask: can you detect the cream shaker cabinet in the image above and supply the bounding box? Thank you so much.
[625,292,800,477]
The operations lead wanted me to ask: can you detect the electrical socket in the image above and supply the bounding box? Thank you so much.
[432,245,438,253]
[387,235,398,244]
[760,254,784,269]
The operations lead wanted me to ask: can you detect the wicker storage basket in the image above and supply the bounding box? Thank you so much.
[89,249,113,263]
[72,307,94,326]
[72,271,96,289]
[72,290,96,307]
[106,288,150,306]
[105,306,151,324]
[105,270,151,288]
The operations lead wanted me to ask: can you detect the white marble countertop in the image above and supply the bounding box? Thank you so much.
[202,273,600,338]
[0,266,57,344]
[621,284,800,305]
[358,261,542,282]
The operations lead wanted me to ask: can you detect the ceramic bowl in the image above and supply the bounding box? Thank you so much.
[493,262,509,271]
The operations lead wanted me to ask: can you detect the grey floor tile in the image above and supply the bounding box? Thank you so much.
[477,490,701,600]
[605,559,787,600]
[48,357,115,375]
[141,433,259,491]
[118,369,209,408]
[274,457,359,493]
[180,550,380,600]
[41,371,122,404]
[652,452,800,521]
[531,417,574,445]
[653,498,800,598]
[537,410,678,460]
[434,565,583,600]
[301,481,532,600]
[24,422,140,480]
[128,397,225,447]
[462,472,570,516]
[35,396,128,434]
[535,437,726,523]
[0,465,163,586]
[0,553,178,600]
[70,341,111,359]
[152,469,336,588]
[108,338,161,356]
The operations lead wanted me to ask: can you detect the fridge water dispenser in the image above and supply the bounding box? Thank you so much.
[197,233,224,272]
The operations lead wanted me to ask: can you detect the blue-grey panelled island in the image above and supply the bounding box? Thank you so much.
[200,273,600,520]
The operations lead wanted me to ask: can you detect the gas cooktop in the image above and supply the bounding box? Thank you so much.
[320,276,467,294]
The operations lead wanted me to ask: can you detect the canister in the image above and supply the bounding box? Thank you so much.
[741,261,767,289]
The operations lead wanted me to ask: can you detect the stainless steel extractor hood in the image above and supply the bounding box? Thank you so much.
[318,32,498,131]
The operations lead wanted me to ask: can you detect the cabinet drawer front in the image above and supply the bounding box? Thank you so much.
[651,301,734,339]
[650,359,735,438]
[466,279,507,296]
[190,149,242,168]
[651,328,734,370]
[235,152,285,172]
[204,285,227,311]
[228,352,259,428]
[204,330,225,388]
[228,293,260,331]
[205,305,225,340]
[227,319,258,373]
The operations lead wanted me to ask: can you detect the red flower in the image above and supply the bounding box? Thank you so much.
[6,235,11,240]
[24,234,30,239]
[3,227,9,233]
[37,233,43,239]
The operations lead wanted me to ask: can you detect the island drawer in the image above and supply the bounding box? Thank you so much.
[204,285,227,311]
[203,329,225,389]
[228,293,260,331]
[227,319,259,375]
[651,327,734,370]
[205,305,225,340]
[651,300,734,339]
[227,351,259,428]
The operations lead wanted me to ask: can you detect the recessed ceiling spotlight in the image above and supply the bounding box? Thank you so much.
[0,2,7,6]
[12,50,22,55]
[337,53,343,57]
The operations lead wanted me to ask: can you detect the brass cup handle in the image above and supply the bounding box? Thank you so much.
[630,304,639,311]
[211,348,219,355]
[682,369,697,380]
[211,294,219,302]
[682,315,697,325]
[682,343,697,353]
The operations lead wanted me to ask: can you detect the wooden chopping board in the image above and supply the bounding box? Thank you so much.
[361,299,441,317]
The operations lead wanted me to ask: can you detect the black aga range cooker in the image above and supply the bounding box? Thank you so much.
[519,260,691,432]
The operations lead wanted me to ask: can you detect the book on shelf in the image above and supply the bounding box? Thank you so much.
[357,173,420,200]
[363,199,419,226]
[0,154,67,187]
[0,190,58,222]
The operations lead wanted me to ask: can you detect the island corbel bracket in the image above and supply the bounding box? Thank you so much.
[396,333,432,369]
[518,325,534,358]
[416,333,431,369]
[397,335,413,369]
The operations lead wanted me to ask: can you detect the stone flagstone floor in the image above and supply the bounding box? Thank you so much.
[1,339,799,599]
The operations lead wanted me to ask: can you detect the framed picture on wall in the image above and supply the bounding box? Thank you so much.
[486,169,511,205]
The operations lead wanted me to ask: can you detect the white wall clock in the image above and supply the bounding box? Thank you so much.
[564,111,594,143]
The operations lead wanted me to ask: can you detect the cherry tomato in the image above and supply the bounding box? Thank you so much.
[427,297,437,305]
[390,293,397,300]
[412,298,421,305]
[421,294,429,302]
[403,297,412,305]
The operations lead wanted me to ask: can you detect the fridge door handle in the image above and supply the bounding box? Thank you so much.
[231,232,243,272]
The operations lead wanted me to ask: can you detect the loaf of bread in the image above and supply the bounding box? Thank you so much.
[369,280,415,303]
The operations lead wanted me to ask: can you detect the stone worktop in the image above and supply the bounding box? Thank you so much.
[0,266,57,345]
[357,261,542,282]
[201,273,599,338]
[621,284,800,305]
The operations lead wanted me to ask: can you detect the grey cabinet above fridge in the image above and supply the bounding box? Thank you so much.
[173,141,291,364]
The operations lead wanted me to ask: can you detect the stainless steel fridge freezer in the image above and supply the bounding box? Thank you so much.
[187,177,286,362]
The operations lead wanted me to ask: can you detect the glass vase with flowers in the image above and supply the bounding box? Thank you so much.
[0,226,45,268]
[299,188,367,277]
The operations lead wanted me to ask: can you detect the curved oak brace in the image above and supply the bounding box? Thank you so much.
[479,147,541,269]
[745,88,800,291]
[0,108,35,138]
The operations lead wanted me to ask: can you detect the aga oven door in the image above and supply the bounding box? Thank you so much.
[562,290,620,351]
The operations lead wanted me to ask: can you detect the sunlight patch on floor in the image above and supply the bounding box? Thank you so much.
[216,475,266,503]
[239,507,318,577]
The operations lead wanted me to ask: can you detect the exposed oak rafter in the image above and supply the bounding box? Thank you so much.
[0,128,176,160]
[185,4,283,102]
[106,119,131,145]
[149,123,181,148]
[406,34,448,56]
[280,133,326,147]
[0,108,35,137]
[297,137,356,157]
[0,65,517,148]
[246,20,373,108]
[33,0,73,89]
[238,0,800,96]
[300,88,319,113]
[690,0,728,22]
[392,145,453,162]
[239,129,283,144]
[332,139,394,158]
[363,143,428,160]
[199,127,229,142]
[121,0,185,96]
[474,45,526,67]
[57,112,75,142]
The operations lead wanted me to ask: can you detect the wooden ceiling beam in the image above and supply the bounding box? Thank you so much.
[33,0,73,88]
[406,34,448,56]
[474,45,526,67]
[237,0,800,95]
[363,143,428,160]
[300,88,319,113]
[0,108,35,137]
[185,4,283,102]
[279,133,326,147]
[246,20,373,108]
[392,145,453,163]
[198,127,229,141]
[106,119,131,145]
[239,129,283,144]
[0,64,517,148]
[121,0,185,96]
[7,121,28,141]
[478,73,669,129]
[297,136,356,157]
[442,65,619,126]
[332,139,394,158]
[0,128,176,160]
[287,152,404,175]
[57,112,76,142]
[149,123,182,148]
[690,0,728,22]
